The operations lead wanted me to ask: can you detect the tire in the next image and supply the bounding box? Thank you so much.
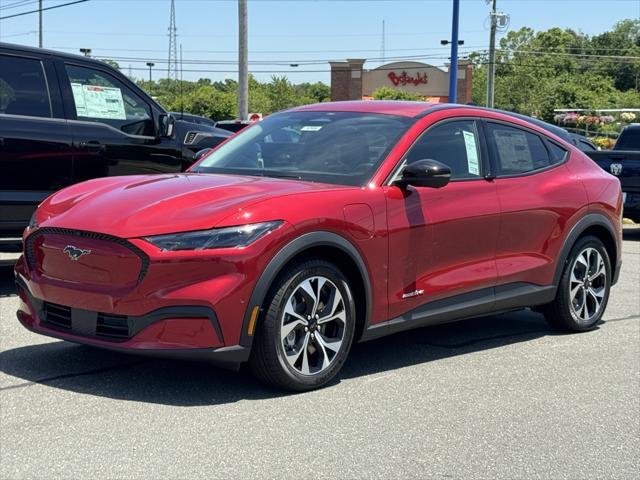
[542,235,611,332]
[249,258,356,391]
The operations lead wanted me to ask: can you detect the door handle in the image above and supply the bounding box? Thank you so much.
[79,141,106,152]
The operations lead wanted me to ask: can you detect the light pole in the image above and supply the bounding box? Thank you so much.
[238,0,248,121]
[79,48,91,57]
[486,0,498,108]
[146,62,155,82]
[38,0,43,48]
[448,0,461,103]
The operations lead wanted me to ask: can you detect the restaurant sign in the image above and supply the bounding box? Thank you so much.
[387,71,428,87]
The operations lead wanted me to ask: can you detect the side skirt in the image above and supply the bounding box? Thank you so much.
[360,282,557,342]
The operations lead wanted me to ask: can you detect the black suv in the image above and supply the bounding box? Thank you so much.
[0,43,230,245]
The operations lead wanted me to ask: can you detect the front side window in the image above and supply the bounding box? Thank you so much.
[404,120,483,180]
[65,64,154,136]
[194,111,414,186]
[0,55,51,118]
[487,123,555,175]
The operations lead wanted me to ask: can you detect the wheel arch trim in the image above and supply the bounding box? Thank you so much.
[239,231,372,349]
[554,213,620,286]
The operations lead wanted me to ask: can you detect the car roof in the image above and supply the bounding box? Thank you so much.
[0,41,118,70]
[289,101,572,143]
[290,100,438,118]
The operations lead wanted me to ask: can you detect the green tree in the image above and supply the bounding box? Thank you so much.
[470,20,640,121]
[136,75,329,120]
[101,59,120,70]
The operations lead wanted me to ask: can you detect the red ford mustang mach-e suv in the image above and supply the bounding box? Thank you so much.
[15,101,623,390]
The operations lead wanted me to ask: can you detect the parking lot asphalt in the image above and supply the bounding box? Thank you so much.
[1,227,638,480]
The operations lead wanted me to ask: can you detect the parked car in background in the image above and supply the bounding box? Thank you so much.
[569,133,598,152]
[16,101,622,391]
[214,119,252,133]
[0,42,225,247]
[173,116,232,157]
[170,111,217,128]
[584,124,640,223]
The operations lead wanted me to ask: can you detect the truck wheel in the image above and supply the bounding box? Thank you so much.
[249,258,356,391]
[543,236,611,332]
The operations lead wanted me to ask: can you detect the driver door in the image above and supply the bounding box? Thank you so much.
[384,118,500,320]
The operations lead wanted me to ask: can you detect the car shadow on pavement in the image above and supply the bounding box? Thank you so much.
[0,265,601,407]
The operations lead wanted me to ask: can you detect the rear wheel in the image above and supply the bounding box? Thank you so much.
[543,236,611,332]
[249,258,356,391]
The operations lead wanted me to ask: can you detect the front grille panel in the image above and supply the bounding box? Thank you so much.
[25,228,149,285]
[43,302,72,331]
[41,302,130,342]
[96,313,130,340]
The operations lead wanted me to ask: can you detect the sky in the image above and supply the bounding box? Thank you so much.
[0,0,639,84]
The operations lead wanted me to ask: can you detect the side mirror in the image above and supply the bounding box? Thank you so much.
[194,148,213,161]
[158,113,175,138]
[396,159,451,189]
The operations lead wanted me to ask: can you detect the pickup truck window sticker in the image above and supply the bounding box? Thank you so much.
[71,82,126,120]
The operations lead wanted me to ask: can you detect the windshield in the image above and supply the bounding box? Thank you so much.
[192,111,414,186]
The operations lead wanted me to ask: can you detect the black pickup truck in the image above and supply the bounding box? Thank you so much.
[585,124,640,223]
[0,43,230,247]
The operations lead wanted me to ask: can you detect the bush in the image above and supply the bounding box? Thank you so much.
[372,87,422,101]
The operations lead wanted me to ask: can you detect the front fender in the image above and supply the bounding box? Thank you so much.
[238,230,372,349]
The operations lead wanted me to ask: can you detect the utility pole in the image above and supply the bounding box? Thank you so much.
[448,0,461,103]
[381,19,386,64]
[38,0,43,47]
[146,62,155,82]
[238,0,248,121]
[486,0,497,108]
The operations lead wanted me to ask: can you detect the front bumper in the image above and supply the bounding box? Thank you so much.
[15,276,250,366]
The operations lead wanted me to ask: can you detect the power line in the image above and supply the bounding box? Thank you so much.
[0,0,38,11]
[89,52,463,65]
[0,0,88,20]
[497,48,640,60]
[48,45,491,55]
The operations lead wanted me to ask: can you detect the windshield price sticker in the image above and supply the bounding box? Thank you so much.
[301,125,323,132]
[462,130,480,175]
[71,82,126,120]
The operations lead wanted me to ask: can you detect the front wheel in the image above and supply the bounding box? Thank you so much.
[249,258,356,391]
[543,236,611,332]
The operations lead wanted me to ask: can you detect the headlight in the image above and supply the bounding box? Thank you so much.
[144,221,283,251]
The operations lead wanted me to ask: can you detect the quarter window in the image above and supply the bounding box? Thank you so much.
[487,123,558,175]
[64,64,154,136]
[405,120,483,180]
[0,55,51,118]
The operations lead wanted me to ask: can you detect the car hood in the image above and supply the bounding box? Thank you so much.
[38,173,332,238]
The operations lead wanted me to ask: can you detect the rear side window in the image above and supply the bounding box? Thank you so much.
[64,64,154,136]
[548,142,568,162]
[486,123,558,175]
[0,55,51,118]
